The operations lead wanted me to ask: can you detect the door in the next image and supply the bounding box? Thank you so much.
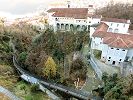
[112,61,115,65]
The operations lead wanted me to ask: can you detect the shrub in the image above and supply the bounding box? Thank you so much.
[93,49,102,59]
[30,84,39,93]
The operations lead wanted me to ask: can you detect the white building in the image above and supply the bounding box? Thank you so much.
[91,18,133,66]
[47,6,101,32]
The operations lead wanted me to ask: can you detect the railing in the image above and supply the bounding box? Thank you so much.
[13,55,91,100]
[89,56,102,80]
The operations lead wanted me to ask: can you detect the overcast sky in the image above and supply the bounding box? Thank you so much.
[0,0,132,17]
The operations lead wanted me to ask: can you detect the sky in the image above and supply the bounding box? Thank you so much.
[0,0,132,19]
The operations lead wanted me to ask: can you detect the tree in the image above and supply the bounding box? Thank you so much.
[69,58,87,82]
[102,72,108,83]
[96,2,133,29]
[30,84,39,93]
[18,52,27,62]
[43,56,57,78]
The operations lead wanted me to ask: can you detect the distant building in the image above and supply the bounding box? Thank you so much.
[47,7,101,31]
[91,18,133,66]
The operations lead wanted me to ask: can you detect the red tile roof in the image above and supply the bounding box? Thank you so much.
[101,18,130,23]
[47,8,89,19]
[128,29,133,34]
[92,23,133,48]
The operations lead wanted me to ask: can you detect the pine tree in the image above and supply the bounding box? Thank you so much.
[44,56,57,78]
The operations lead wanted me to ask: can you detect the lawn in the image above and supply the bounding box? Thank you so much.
[13,81,50,100]
[0,64,50,100]
[82,64,102,92]
[82,45,103,92]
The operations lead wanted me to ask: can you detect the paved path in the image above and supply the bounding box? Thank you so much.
[0,86,21,100]
[89,56,102,80]
[94,58,119,75]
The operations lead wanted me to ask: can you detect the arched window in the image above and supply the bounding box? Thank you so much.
[77,25,81,31]
[61,24,64,29]
[70,24,74,31]
[65,24,69,30]
[114,29,119,33]
[108,28,113,32]
[57,23,60,30]
[55,18,58,21]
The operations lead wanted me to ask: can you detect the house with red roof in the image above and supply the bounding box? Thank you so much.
[47,6,101,31]
[91,18,133,66]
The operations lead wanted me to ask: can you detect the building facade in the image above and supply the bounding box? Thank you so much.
[47,7,101,32]
[91,18,133,66]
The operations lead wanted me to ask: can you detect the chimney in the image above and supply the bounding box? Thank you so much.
[88,5,94,14]
[127,20,131,24]
[88,5,93,8]
[67,0,71,8]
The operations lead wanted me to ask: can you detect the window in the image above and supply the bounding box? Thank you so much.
[122,49,125,51]
[114,29,119,33]
[108,60,110,61]
[119,59,122,61]
[55,18,58,21]
[111,47,114,49]
[117,24,119,27]
[108,28,113,32]
[111,23,113,26]
[116,48,119,50]
[109,57,111,59]
[89,21,91,23]
[123,24,125,27]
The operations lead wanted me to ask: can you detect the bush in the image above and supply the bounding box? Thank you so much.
[93,49,102,59]
[25,95,33,100]
[30,84,39,93]
[18,52,27,62]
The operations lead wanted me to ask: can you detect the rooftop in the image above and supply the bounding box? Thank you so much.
[101,18,130,24]
[92,22,133,49]
[47,8,90,19]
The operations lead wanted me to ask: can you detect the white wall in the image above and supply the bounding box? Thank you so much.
[126,49,133,60]
[48,11,102,32]
[91,37,103,50]
[102,21,130,34]
[91,18,101,25]
[101,44,109,61]
[105,47,128,65]
[90,27,96,37]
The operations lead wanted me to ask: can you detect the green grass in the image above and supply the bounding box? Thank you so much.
[82,63,103,92]
[0,64,18,90]
[13,81,50,100]
[82,45,103,92]
[83,77,102,92]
